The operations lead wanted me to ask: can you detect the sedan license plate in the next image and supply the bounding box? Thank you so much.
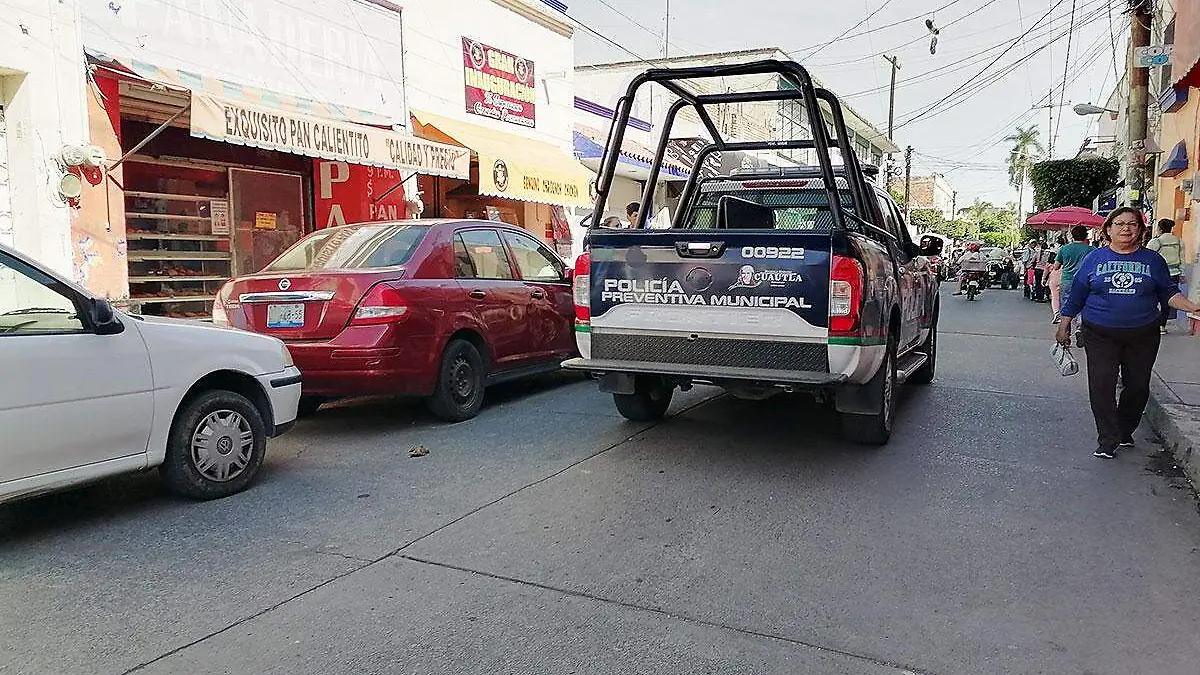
[266,303,304,329]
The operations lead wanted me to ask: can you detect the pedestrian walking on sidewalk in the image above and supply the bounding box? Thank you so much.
[1050,226,1094,324]
[1147,218,1185,334]
[1048,234,1066,321]
[1056,207,1200,459]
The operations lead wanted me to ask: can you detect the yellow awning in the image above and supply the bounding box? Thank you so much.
[412,110,593,208]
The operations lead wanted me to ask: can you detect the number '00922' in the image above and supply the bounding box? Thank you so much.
[740,246,805,260]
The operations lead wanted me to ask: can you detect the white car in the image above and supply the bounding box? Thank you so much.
[0,243,302,504]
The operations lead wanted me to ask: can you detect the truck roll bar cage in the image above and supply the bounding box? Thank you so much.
[589,59,878,233]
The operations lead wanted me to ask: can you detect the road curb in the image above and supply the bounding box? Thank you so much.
[1146,380,1200,487]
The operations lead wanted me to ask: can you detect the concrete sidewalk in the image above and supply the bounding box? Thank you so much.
[1146,319,1200,487]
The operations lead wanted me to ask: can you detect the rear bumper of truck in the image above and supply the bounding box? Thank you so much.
[561,357,849,386]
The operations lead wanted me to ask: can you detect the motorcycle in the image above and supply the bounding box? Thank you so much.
[963,270,985,301]
[988,259,1019,290]
[927,255,945,282]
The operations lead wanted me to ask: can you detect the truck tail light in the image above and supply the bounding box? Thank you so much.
[830,254,863,336]
[350,282,409,326]
[573,252,590,330]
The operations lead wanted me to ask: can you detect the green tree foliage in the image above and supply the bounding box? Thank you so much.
[960,200,1018,247]
[909,208,945,232]
[1029,157,1120,211]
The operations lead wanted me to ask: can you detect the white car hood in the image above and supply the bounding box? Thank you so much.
[128,313,289,379]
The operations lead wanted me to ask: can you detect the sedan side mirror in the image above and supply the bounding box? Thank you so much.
[563,267,575,282]
[88,298,125,335]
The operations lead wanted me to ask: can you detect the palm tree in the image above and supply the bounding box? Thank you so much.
[1006,126,1044,187]
[1005,125,1044,237]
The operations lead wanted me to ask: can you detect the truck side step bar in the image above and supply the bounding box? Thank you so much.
[896,351,929,384]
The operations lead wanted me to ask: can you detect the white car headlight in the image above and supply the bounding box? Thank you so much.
[280,342,294,368]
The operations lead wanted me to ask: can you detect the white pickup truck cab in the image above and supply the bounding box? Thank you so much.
[0,243,301,503]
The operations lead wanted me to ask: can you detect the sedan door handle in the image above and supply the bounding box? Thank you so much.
[468,289,487,300]
[530,288,546,299]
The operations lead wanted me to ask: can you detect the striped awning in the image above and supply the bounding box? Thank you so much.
[87,50,470,179]
[86,49,392,127]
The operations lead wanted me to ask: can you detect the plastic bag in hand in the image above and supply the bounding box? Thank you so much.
[1049,342,1079,377]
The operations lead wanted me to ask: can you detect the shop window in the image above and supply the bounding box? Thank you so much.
[501,231,565,281]
[455,229,514,280]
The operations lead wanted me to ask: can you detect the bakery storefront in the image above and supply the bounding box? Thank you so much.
[86,56,467,319]
[405,29,589,258]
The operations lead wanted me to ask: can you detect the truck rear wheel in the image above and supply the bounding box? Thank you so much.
[613,376,673,422]
[840,338,896,445]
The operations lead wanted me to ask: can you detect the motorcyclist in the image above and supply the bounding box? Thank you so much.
[954,242,988,295]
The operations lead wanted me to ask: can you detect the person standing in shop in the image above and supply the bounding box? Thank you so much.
[1146,218,1186,334]
[1056,207,1200,459]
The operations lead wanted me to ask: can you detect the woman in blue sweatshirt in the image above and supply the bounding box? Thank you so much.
[1057,207,1200,458]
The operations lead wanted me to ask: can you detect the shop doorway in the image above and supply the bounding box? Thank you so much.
[229,168,305,276]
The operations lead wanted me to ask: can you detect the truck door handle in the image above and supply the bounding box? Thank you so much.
[530,288,546,299]
[468,290,487,300]
[676,241,726,258]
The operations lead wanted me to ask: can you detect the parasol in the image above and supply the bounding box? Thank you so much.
[1025,206,1105,231]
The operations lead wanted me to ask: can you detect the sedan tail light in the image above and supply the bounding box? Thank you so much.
[350,282,409,326]
[212,282,237,326]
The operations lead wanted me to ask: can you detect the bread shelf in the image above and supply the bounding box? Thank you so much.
[129,275,228,283]
[125,191,218,202]
[126,233,226,242]
[127,251,230,261]
[126,212,211,222]
[131,295,214,304]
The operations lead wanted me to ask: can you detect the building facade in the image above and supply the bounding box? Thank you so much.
[0,0,90,278]
[900,174,956,220]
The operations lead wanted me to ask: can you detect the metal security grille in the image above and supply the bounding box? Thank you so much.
[592,333,829,373]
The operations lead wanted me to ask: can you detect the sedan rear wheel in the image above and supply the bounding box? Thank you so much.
[427,339,486,422]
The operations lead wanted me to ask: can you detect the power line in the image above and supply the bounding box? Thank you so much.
[896,0,1067,128]
[808,0,1022,68]
[1106,0,1122,84]
[796,0,898,61]
[896,0,1109,130]
[784,0,969,55]
[1052,0,1079,155]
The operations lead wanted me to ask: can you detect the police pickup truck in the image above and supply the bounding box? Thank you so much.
[563,60,942,444]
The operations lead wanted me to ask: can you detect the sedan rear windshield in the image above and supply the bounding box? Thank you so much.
[264,224,428,271]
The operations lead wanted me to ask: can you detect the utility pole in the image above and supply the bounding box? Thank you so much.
[951,190,957,221]
[1047,86,1055,157]
[903,145,913,219]
[884,55,900,176]
[664,0,670,58]
[1128,0,1152,207]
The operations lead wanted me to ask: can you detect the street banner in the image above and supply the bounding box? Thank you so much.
[190,92,470,179]
[462,37,536,128]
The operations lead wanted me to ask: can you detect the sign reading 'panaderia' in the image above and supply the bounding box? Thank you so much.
[462,37,536,128]
[191,92,470,179]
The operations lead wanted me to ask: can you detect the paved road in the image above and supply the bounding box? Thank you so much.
[3,286,1199,675]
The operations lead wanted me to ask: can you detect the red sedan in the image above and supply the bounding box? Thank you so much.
[214,220,578,421]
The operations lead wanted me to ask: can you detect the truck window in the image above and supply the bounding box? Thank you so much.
[683,185,854,231]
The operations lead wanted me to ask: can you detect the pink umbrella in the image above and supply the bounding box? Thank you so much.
[1026,206,1105,231]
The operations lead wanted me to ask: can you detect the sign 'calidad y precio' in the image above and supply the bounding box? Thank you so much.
[191,92,470,179]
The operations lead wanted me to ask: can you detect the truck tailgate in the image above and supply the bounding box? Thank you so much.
[587,229,831,373]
